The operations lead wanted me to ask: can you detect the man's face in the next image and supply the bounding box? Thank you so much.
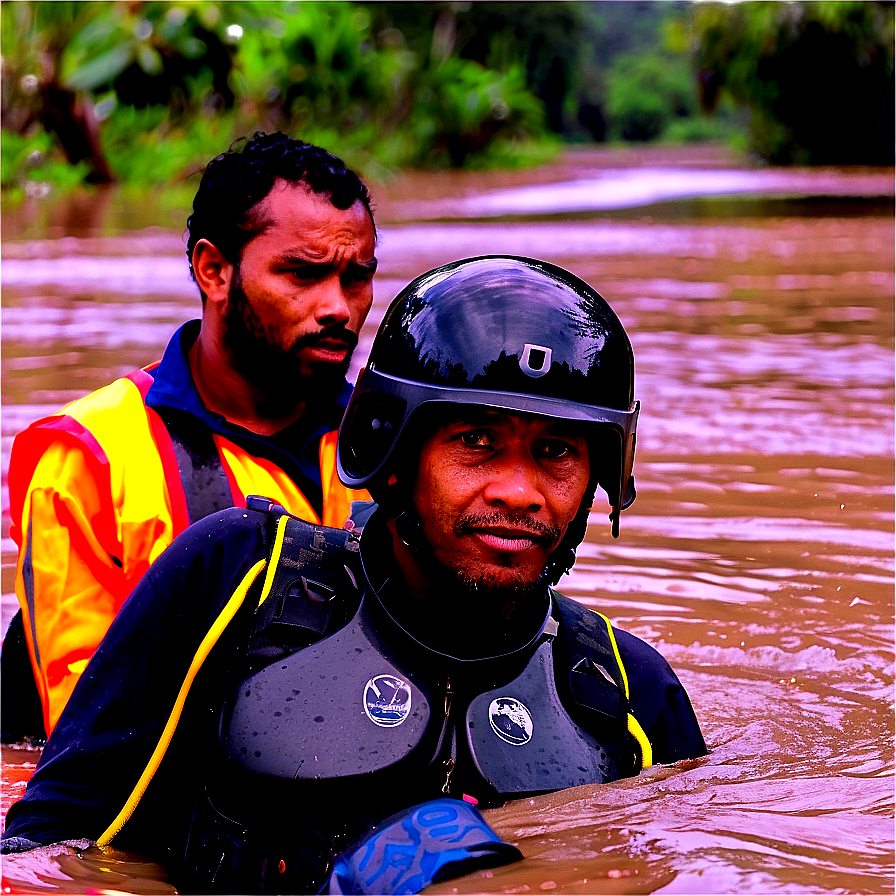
[223,179,377,408]
[412,409,591,593]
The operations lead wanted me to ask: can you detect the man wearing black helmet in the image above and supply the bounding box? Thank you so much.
[3,257,706,895]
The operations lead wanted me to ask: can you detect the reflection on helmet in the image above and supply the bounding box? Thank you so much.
[338,256,638,548]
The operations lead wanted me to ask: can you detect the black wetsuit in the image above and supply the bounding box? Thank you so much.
[2,506,706,893]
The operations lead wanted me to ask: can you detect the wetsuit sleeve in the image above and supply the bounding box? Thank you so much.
[1,508,270,849]
[613,628,707,764]
[10,434,130,736]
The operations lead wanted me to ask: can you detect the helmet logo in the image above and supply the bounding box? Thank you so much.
[520,344,552,378]
[488,697,533,745]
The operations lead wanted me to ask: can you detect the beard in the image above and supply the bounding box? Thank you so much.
[396,509,557,657]
[415,510,560,607]
[223,265,358,416]
[447,564,550,609]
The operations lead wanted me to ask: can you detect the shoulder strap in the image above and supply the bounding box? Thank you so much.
[248,507,362,660]
[552,593,652,770]
[126,367,234,527]
[553,593,629,717]
[155,408,235,525]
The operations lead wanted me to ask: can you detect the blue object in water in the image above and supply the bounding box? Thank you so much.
[324,798,523,895]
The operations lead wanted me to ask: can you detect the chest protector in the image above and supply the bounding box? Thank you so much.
[218,518,644,803]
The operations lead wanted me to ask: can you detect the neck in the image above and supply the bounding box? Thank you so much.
[188,324,307,436]
[383,515,550,660]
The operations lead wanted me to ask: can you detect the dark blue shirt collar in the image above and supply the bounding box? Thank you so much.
[144,320,353,503]
[145,320,216,424]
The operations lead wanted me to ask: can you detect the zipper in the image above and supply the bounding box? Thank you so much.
[441,756,455,794]
[441,677,456,795]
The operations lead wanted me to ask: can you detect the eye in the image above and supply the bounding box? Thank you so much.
[286,265,321,282]
[342,267,375,287]
[539,439,577,460]
[459,429,492,448]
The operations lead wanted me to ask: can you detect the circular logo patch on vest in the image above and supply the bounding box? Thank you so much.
[364,674,412,727]
[488,697,533,745]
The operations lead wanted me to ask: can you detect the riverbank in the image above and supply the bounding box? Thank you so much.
[3,143,893,246]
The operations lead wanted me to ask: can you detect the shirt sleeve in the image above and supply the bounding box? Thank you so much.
[12,435,128,736]
[613,628,707,765]
[2,509,270,849]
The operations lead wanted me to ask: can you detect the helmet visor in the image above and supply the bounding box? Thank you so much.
[338,368,639,488]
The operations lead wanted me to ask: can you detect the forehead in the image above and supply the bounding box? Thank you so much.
[435,406,586,438]
[247,179,375,247]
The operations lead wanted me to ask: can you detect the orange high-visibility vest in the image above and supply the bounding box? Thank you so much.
[8,365,366,735]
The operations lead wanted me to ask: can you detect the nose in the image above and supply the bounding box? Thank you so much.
[482,450,544,512]
[313,275,352,326]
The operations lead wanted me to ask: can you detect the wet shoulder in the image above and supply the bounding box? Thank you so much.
[611,627,680,691]
[160,507,271,569]
[146,507,270,594]
[611,626,707,762]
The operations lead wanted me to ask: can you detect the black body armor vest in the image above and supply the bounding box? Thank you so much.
[182,509,646,893]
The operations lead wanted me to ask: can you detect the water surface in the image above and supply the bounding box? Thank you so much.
[2,145,893,894]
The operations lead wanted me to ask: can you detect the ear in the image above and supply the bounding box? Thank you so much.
[192,239,234,304]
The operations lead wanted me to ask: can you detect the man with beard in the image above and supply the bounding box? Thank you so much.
[2,258,705,895]
[3,132,378,740]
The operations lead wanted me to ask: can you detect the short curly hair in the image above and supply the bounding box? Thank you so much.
[186,132,374,294]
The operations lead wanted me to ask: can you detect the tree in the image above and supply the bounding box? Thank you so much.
[1,2,114,182]
[361,2,586,134]
[692,1,895,164]
[2,1,248,183]
[2,0,555,185]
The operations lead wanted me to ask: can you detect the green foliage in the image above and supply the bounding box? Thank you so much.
[409,59,546,168]
[56,2,244,115]
[0,0,94,129]
[691,1,895,164]
[230,3,549,169]
[358,0,588,133]
[438,2,589,133]
[5,0,891,191]
[570,2,698,143]
[1,128,90,195]
[0,0,568,190]
[663,110,742,146]
[99,103,241,185]
[232,4,408,136]
[605,52,696,141]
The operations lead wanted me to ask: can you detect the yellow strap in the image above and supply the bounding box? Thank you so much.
[97,558,267,847]
[627,712,653,768]
[256,513,290,608]
[593,609,653,769]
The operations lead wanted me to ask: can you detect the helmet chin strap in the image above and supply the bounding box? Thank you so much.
[544,505,588,586]
[394,507,426,554]
[543,468,604,585]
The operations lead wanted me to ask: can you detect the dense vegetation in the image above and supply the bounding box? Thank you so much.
[691,1,894,165]
[1,1,892,194]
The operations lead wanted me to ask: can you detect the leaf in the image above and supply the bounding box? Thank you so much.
[136,44,163,77]
[64,44,135,91]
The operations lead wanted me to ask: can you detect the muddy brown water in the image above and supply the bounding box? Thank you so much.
[1,146,893,894]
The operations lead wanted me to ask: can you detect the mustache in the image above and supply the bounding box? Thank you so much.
[289,325,359,353]
[455,512,562,545]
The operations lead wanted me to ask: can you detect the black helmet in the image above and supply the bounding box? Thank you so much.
[338,256,638,575]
